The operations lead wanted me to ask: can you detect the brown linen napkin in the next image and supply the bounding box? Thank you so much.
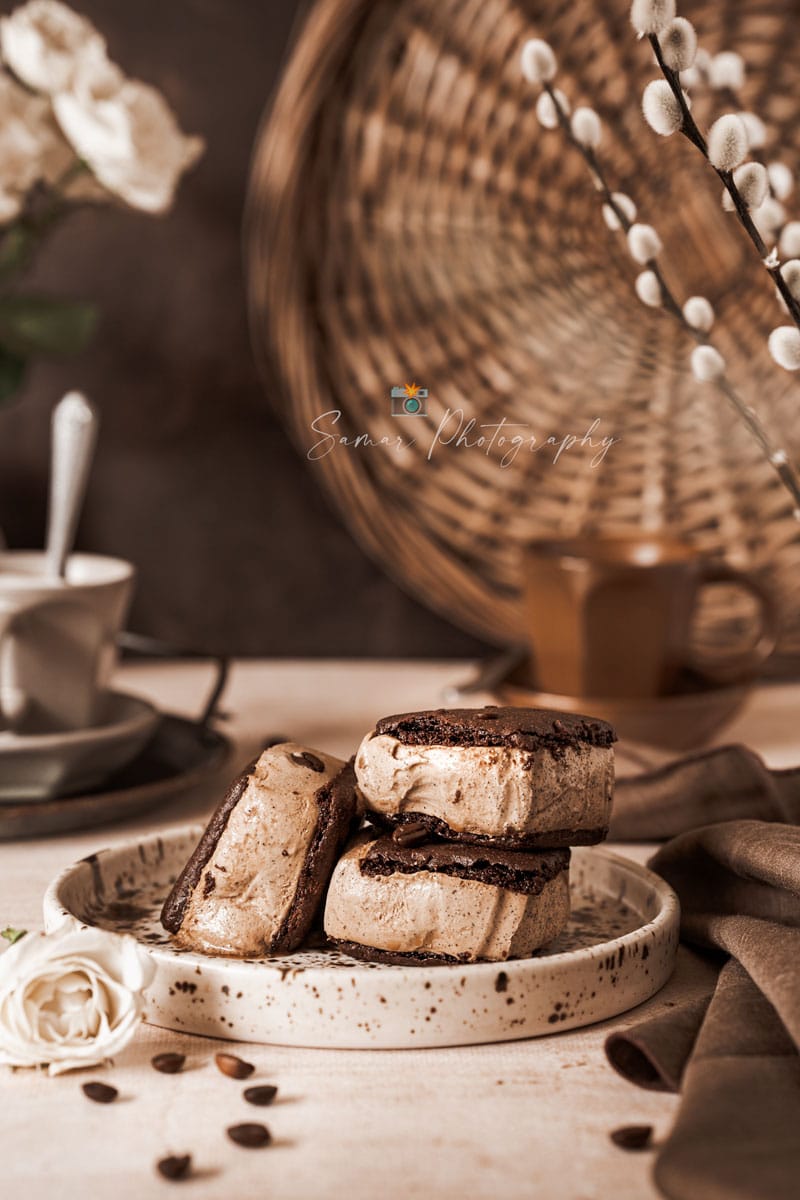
[605,820,800,1200]
[610,744,800,841]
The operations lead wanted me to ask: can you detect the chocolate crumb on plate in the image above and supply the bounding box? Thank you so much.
[610,1124,654,1151]
[215,1052,254,1079]
[157,1154,192,1181]
[227,1122,272,1148]
[243,1085,278,1106]
[82,1081,118,1104]
[151,1052,186,1074]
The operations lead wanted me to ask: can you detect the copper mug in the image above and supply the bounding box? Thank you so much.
[521,535,779,699]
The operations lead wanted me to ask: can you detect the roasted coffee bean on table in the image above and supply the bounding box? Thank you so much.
[151,1052,186,1074]
[214,1052,255,1079]
[81,1081,118,1104]
[156,1154,192,1181]
[243,1085,278,1106]
[227,1122,272,1148]
[610,1125,654,1151]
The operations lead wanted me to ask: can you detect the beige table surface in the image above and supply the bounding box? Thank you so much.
[1,659,798,1200]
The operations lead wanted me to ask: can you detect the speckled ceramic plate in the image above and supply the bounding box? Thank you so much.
[43,826,679,1049]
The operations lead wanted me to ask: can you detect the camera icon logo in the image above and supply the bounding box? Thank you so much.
[391,383,429,416]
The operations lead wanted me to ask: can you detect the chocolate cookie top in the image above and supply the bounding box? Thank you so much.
[360,835,570,895]
[373,706,616,752]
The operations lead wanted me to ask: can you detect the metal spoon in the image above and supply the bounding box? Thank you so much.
[45,391,99,580]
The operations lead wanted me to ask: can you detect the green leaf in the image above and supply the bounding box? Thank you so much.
[1,927,27,945]
[0,295,97,357]
[0,346,26,405]
[0,224,38,283]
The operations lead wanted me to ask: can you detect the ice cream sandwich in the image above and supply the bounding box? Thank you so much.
[324,832,570,963]
[355,706,615,848]
[161,743,357,956]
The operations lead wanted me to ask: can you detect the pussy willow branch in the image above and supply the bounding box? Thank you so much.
[647,33,800,331]
[542,81,800,515]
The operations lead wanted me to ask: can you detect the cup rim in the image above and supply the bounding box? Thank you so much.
[0,550,135,588]
[526,534,699,568]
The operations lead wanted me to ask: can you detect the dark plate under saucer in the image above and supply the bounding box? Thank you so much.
[0,715,230,840]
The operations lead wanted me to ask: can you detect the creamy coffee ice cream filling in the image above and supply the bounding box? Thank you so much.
[174,743,344,955]
[355,734,612,837]
[324,839,570,961]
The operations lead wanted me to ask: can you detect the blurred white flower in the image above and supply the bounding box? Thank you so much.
[707,114,748,171]
[520,38,556,84]
[708,51,745,92]
[767,162,794,202]
[535,88,569,130]
[0,0,104,94]
[54,58,204,214]
[635,269,662,306]
[779,222,800,258]
[627,222,663,263]
[691,344,726,381]
[0,73,72,222]
[682,295,715,331]
[642,79,683,135]
[602,191,637,231]
[753,196,787,240]
[630,0,676,36]
[722,162,768,211]
[768,326,800,371]
[0,926,153,1075]
[658,18,697,72]
[570,106,601,148]
[780,260,800,301]
[737,112,767,151]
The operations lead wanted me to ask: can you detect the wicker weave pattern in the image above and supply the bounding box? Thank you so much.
[247,0,800,650]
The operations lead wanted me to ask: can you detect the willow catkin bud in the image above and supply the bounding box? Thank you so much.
[767,162,794,202]
[635,270,662,307]
[708,51,745,91]
[691,345,726,381]
[658,18,697,71]
[521,39,557,84]
[642,79,683,135]
[768,327,800,371]
[707,114,748,171]
[602,192,637,231]
[627,223,663,263]
[570,106,602,148]
[682,296,715,331]
[738,112,767,150]
[535,89,569,130]
[779,260,800,301]
[630,0,676,36]
[722,162,768,211]
[779,222,800,258]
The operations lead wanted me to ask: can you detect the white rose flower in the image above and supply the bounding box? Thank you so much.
[0,926,154,1075]
[53,57,204,214]
[0,73,73,222]
[0,0,105,95]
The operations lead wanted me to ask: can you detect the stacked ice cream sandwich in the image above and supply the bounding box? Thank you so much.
[324,707,615,963]
[161,706,615,965]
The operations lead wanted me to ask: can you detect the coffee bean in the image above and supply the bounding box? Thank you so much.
[289,750,325,773]
[227,1122,272,1148]
[151,1052,186,1075]
[243,1085,278,1107]
[82,1081,118,1104]
[157,1154,192,1181]
[214,1052,254,1079]
[610,1125,654,1151]
[392,821,428,847]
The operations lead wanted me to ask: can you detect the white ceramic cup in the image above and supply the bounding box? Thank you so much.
[0,552,135,733]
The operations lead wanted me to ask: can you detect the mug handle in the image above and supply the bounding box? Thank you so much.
[688,564,779,684]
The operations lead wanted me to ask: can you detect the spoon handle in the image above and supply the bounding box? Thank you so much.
[45,391,99,580]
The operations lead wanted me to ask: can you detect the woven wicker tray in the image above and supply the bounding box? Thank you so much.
[247,0,800,652]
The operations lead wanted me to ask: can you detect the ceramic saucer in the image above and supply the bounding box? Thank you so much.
[0,691,159,801]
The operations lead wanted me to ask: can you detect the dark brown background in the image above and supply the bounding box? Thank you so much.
[0,0,484,658]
